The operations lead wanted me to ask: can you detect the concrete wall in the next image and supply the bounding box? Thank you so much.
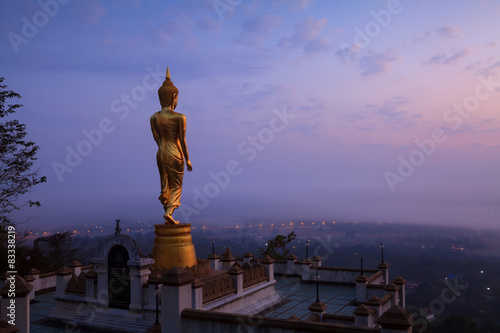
[39,273,57,290]
[315,268,376,284]
[182,309,380,333]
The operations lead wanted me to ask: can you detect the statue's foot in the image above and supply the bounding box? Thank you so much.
[164,214,179,225]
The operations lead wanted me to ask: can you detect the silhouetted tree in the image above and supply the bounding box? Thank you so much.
[30,231,85,272]
[258,231,296,260]
[0,77,46,226]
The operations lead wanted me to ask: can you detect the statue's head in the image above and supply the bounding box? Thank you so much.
[158,67,179,109]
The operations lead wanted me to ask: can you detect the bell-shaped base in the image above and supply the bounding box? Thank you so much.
[152,223,197,269]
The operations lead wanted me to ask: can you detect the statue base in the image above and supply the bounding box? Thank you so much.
[152,223,197,269]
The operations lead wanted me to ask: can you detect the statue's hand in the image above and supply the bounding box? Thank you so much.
[186,160,193,172]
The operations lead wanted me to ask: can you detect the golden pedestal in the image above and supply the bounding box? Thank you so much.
[152,223,197,269]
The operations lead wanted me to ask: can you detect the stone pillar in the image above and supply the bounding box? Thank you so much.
[69,260,82,276]
[384,283,399,306]
[23,275,36,301]
[393,276,406,307]
[376,305,413,333]
[208,254,220,271]
[308,300,327,322]
[378,262,389,285]
[260,255,275,282]
[366,295,382,318]
[160,267,194,333]
[220,248,236,271]
[286,254,297,276]
[355,274,368,303]
[91,257,107,306]
[55,266,73,297]
[228,265,244,294]
[312,255,322,267]
[28,268,41,293]
[128,258,155,311]
[354,304,376,327]
[243,252,254,264]
[85,269,97,301]
[191,279,204,309]
[301,259,313,281]
[0,274,32,333]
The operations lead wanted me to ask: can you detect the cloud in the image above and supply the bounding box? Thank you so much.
[278,16,328,49]
[272,0,315,11]
[465,58,500,76]
[303,38,334,56]
[197,17,221,31]
[77,0,107,25]
[449,118,500,134]
[436,24,463,39]
[155,13,195,42]
[356,96,421,129]
[424,47,472,65]
[233,15,282,46]
[358,49,401,77]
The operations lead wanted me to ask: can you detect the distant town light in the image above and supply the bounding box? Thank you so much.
[481,271,484,274]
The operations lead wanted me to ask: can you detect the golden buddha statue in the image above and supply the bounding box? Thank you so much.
[150,67,192,224]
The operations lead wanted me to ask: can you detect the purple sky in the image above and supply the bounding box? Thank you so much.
[1,0,499,230]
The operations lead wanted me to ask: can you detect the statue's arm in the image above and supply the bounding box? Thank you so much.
[179,115,192,171]
[150,115,160,146]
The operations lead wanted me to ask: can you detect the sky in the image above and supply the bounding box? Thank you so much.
[1,0,499,230]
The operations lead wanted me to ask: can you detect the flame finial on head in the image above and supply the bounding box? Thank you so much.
[166,67,171,80]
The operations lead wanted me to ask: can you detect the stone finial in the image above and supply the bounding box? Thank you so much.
[27,268,41,275]
[55,266,73,276]
[69,260,82,268]
[221,248,236,261]
[243,252,254,258]
[376,305,412,329]
[227,265,244,275]
[384,282,399,292]
[23,275,35,283]
[0,274,33,297]
[366,295,382,305]
[308,300,327,313]
[392,276,406,285]
[159,267,194,286]
[260,255,275,264]
[355,274,368,283]
[312,255,322,261]
[208,253,220,260]
[378,262,389,269]
[286,254,298,260]
[353,304,376,316]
